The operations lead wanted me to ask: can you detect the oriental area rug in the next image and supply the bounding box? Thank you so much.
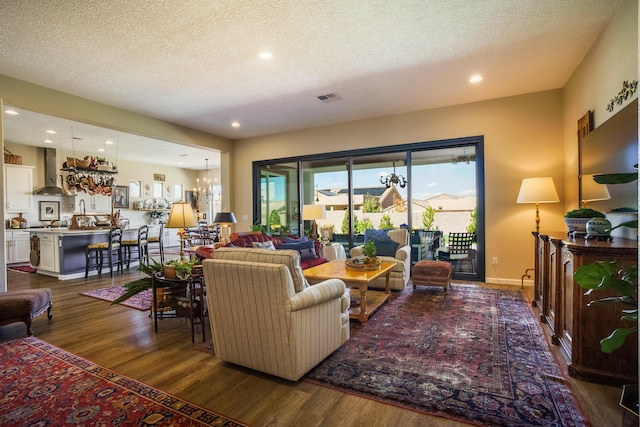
[0,337,245,426]
[305,286,588,427]
[80,285,152,311]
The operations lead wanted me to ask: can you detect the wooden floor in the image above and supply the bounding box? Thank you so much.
[1,265,627,427]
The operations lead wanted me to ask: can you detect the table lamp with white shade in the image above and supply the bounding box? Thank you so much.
[166,202,198,259]
[302,204,326,240]
[517,177,560,233]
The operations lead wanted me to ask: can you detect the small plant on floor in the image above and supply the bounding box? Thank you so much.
[111,260,164,305]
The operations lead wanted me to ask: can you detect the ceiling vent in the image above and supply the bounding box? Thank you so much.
[317,93,343,103]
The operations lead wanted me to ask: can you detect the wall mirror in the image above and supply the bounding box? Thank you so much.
[579,98,638,213]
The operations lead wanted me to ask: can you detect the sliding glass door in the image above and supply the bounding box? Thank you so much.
[253,136,484,281]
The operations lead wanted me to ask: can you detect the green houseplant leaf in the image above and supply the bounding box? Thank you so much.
[111,259,164,305]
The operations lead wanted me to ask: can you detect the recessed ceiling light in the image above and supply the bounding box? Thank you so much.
[469,74,483,83]
[4,109,18,115]
[259,52,272,60]
[231,121,240,128]
[44,139,53,143]
[97,148,105,152]
[105,140,114,145]
[46,130,56,134]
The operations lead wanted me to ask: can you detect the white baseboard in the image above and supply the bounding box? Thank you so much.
[484,277,534,287]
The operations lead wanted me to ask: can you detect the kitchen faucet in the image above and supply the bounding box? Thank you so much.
[79,199,86,216]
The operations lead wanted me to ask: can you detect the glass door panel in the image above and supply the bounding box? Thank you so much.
[301,158,349,248]
[259,162,299,236]
[410,146,480,280]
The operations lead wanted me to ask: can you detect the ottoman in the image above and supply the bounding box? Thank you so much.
[0,288,53,336]
[411,260,452,292]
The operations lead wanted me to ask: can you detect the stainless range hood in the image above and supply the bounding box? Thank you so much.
[33,148,65,196]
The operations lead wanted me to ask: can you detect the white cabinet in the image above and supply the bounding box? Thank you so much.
[36,233,59,272]
[163,226,181,248]
[4,165,34,212]
[5,230,30,263]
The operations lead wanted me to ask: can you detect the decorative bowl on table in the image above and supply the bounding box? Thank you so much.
[345,256,381,271]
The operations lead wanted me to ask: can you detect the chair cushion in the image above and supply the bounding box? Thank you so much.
[253,241,276,250]
[278,240,318,260]
[87,242,109,249]
[364,229,392,243]
[375,240,399,256]
[121,239,138,245]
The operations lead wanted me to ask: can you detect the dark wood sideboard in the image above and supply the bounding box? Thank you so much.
[532,231,638,385]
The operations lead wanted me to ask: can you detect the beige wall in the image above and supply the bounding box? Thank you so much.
[562,0,638,212]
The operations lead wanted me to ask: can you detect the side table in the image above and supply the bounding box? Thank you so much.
[321,243,346,261]
[152,272,206,342]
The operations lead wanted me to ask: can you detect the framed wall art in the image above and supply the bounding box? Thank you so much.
[39,201,60,221]
[113,186,129,208]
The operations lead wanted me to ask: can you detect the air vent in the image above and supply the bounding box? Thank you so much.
[317,93,343,103]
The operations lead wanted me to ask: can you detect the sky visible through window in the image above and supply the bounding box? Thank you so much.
[314,162,476,200]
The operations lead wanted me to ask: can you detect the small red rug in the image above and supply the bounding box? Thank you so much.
[8,264,37,274]
[80,285,152,311]
[0,337,245,426]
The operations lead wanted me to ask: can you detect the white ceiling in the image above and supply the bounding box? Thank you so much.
[0,1,624,168]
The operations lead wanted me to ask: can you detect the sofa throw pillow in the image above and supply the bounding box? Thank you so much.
[364,228,393,243]
[252,241,276,250]
[278,240,318,260]
[375,240,399,257]
[284,235,307,243]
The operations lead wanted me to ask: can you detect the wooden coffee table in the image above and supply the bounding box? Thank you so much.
[303,259,394,324]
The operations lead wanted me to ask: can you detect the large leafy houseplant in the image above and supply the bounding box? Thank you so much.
[573,167,638,353]
[111,259,164,305]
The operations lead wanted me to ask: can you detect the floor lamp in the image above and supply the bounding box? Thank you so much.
[166,202,198,259]
[302,204,326,240]
[516,177,560,233]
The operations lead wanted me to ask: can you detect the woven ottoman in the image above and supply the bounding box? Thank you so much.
[411,260,452,292]
[0,289,53,336]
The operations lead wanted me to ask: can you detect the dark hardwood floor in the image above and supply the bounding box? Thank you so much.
[1,262,626,426]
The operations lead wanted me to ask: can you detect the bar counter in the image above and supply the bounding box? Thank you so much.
[28,227,138,280]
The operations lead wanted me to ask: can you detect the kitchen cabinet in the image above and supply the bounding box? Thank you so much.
[4,165,34,212]
[533,231,638,384]
[76,192,112,213]
[5,230,30,263]
[36,233,59,273]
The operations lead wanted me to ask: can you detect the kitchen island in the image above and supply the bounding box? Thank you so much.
[29,228,138,280]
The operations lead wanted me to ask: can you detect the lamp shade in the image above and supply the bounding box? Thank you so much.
[582,174,611,202]
[302,204,326,220]
[213,212,237,224]
[166,202,198,229]
[516,177,560,204]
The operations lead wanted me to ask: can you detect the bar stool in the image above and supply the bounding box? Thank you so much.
[122,225,149,269]
[85,227,123,278]
[148,224,165,263]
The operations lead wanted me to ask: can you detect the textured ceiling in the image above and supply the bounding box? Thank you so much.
[0,0,623,168]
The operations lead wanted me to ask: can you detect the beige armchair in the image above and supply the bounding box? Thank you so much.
[349,228,411,291]
[203,247,350,381]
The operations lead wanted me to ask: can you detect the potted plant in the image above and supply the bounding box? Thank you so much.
[164,258,199,280]
[147,210,165,224]
[564,207,606,236]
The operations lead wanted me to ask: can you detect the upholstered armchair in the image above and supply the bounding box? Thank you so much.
[349,228,411,291]
[203,247,350,381]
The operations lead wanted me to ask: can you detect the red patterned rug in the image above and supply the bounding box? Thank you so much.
[305,286,589,427]
[8,263,37,274]
[80,285,151,311]
[0,337,245,426]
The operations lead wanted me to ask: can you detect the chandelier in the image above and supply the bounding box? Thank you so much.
[380,161,407,188]
[196,158,214,203]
